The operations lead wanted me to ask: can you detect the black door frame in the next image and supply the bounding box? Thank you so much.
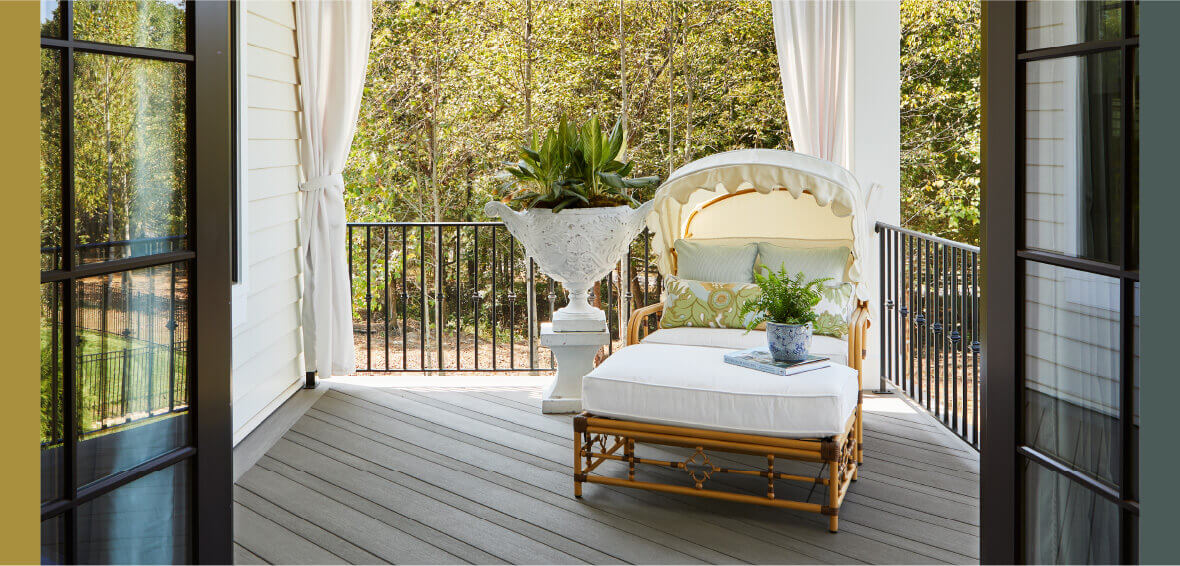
[38,1,233,562]
[982,2,1140,563]
[193,2,234,562]
[980,3,1019,564]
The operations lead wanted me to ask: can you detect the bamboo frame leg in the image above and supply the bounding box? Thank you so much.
[573,428,583,498]
[828,453,840,533]
[767,455,775,500]
[626,438,636,480]
[853,404,862,480]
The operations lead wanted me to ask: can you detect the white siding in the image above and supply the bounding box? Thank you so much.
[232,0,305,445]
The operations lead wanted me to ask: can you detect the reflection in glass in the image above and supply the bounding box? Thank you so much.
[75,263,189,488]
[40,0,61,37]
[73,0,187,52]
[1024,52,1123,263]
[42,515,65,565]
[1131,281,1139,500]
[1024,262,1120,485]
[42,283,64,504]
[1023,458,1118,564]
[73,52,188,264]
[42,48,62,271]
[1129,48,1139,268]
[76,461,191,565]
[1025,0,1122,50]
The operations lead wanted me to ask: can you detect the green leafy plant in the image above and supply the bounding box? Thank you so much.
[739,266,830,330]
[496,116,660,212]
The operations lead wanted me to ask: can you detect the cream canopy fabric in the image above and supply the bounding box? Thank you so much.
[648,149,871,299]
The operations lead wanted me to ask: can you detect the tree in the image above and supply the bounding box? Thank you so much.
[345,0,789,224]
[900,0,981,245]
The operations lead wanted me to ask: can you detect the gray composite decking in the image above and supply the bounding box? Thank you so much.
[233,381,980,565]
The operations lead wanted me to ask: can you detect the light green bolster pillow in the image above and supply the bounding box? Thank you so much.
[674,239,758,283]
[661,276,763,329]
[756,242,851,283]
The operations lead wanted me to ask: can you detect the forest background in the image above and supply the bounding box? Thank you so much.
[345,0,982,244]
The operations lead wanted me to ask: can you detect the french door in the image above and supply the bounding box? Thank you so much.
[983,1,1139,563]
[38,1,232,563]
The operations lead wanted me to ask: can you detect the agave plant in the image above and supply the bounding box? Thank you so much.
[496,116,660,212]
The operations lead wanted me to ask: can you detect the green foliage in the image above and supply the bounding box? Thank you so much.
[496,115,660,211]
[346,0,788,223]
[738,266,829,329]
[900,0,981,245]
[40,0,188,265]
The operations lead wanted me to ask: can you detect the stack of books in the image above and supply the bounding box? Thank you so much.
[723,348,831,376]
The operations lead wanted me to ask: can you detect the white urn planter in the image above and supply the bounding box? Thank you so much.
[484,200,654,332]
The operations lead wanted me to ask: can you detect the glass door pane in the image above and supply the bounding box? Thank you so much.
[72,0,186,52]
[75,461,191,564]
[1025,0,1122,50]
[74,263,190,488]
[1023,262,1121,485]
[41,48,62,271]
[1023,458,1119,564]
[1024,51,1123,264]
[72,52,187,265]
[41,282,64,504]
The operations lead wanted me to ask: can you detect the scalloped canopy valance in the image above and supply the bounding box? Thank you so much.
[648,149,871,299]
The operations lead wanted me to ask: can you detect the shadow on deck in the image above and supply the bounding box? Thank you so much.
[233,376,979,565]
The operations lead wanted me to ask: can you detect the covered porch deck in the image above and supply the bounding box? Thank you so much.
[232,376,979,565]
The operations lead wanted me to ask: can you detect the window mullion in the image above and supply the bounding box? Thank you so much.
[59,0,77,560]
[1119,2,1138,564]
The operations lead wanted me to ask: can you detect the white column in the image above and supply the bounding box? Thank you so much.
[850,0,900,390]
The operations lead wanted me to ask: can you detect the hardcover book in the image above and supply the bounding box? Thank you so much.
[723,348,831,376]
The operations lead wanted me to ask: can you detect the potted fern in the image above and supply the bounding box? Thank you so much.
[739,266,831,362]
[484,116,660,330]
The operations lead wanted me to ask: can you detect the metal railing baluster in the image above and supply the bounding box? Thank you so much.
[874,222,980,449]
[366,225,372,371]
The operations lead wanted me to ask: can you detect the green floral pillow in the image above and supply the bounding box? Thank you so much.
[661,276,762,329]
[812,283,856,338]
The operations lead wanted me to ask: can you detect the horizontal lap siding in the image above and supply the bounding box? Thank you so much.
[233,0,304,445]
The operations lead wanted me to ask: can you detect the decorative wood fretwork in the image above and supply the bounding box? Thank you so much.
[573,411,860,533]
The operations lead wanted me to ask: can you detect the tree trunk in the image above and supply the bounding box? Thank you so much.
[666,1,676,176]
[618,0,628,159]
[524,0,534,138]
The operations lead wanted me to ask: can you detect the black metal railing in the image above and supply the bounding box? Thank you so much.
[347,222,661,372]
[877,222,982,449]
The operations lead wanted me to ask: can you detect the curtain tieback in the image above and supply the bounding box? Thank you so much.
[300,173,345,193]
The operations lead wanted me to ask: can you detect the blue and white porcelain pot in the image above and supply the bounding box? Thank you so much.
[766,321,813,362]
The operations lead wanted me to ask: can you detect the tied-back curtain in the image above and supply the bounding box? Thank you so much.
[772,0,853,169]
[295,0,372,377]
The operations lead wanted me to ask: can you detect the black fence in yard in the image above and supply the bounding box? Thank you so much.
[346,222,663,372]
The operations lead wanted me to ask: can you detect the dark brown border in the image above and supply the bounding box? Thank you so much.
[193,1,234,562]
[980,1,1018,563]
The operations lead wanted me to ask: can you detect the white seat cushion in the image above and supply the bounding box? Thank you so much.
[583,343,860,438]
[641,328,849,366]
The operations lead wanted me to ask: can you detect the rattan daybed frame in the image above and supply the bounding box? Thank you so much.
[571,150,872,533]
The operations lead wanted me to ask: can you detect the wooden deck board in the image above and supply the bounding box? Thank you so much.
[235,382,979,565]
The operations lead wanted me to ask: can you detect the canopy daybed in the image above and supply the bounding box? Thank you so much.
[573,150,871,532]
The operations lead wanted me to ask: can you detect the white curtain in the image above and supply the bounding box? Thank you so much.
[772,0,853,169]
[295,0,372,377]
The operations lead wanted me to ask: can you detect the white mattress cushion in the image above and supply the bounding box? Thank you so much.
[641,328,849,366]
[583,343,860,438]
